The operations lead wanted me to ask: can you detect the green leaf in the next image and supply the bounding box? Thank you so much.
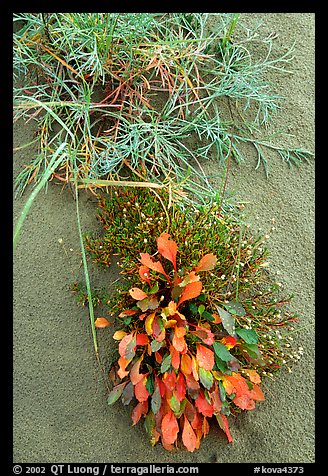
[198,304,205,316]
[236,327,258,344]
[125,334,137,360]
[214,354,231,374]
[121,381,134,406]
[242,343,261,359]
[150,340,163,352]
[224,300,246,316]
[169,394,180,414]
[199,367,214,390]
[214,304,236,337]
[188,303,198,315]
[198,293,206,302]
[144,410,155,437]
[107,381,128,405]
[151,384,162,414]
[146,373,155,395]
[218,380,227,402]
[213,341,233,362]
[149,283,159,295]
[221,401,230,416]
[202,310,214,322]
[227,356,241,372]
[160,353,172,373]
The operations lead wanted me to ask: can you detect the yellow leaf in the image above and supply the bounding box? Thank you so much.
[113,330,128,341]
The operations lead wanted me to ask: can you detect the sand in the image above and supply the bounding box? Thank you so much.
[13,13,315,463]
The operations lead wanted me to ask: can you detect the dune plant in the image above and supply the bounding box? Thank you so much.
[72,187,302,451]
[14,13,313,205]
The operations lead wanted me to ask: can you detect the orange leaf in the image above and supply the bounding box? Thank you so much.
[233,394,256,410]
[173,328,187,353]
[196,344,214,371]
[243,369,261,384]
[217,413,233,443]
[119,309,139,318]
[248,384,265,401]
[95,317,110,328]
[224,373,249,398]
[161,410,179,446]
[194,253,217,272]
[139,265,151,285]
[177,281,202,308]
[131,400,148,426]
[180,354,192,376]
[139,253,169,279]
[117,356,131,379]
[134,376,150,402]
[179,271,200,287]
[130,356,144,385]
[157,232,177,271]
[170,346,180,370]
[182,415,197,452]
[211,313,222,324]
[129,287,148,301]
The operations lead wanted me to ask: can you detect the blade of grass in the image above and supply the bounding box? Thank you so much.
[13,142,68,251]
[74,172,99,358]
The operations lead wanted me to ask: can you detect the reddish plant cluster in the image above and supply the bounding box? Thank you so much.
[104,232,265,451]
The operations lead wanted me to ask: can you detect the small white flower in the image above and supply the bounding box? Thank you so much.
[144,238,148,243]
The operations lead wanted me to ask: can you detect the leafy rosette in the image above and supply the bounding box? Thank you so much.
[106,232,265,451]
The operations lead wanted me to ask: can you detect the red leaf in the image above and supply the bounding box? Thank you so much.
[163,370,176,392]
[134,376,150,402]
[175,372,186,402]
[177,281,202,308]
[129,287,148,301]
[131,400,148,426]
[182,415,197,452]
[157,233,177,271]
[196,344,214,371]
[190,327,215,346]
[194,253,217,272]
[95,317,110,328]
[221,336,237,349]
[184,373,200,391]
[136,333,149,346]
[139,253,169,279]
[161,410,179,446]
[152,316,166,342]
[139,265,151,285]
[195,390,214,417]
